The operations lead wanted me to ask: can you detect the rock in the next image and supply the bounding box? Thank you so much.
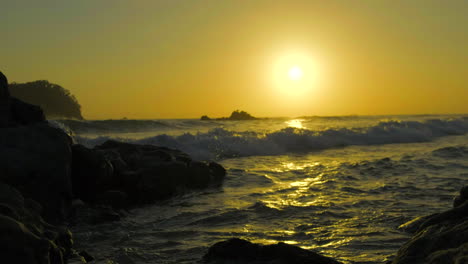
[397,214,436,233]
[0,71,10,127]
[71,144,114,202]
[0,183,74,264]
[9,97,46,125]
[227,110,256,120]
[392,186,468,264]
[453,186,468,207]
[202,110,258,121]
[90,140,226,205]
[0,123,73,222]
[203,238,342,264]
[79,250,95,262]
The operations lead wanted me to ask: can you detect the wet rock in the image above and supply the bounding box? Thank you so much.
[0,183,74,264]
[453,186,468,208]
[392,185,468,264]
[203,238,342,264]
[83,140,227,205]
[79,250,95,262]
[136,161,189,201]
[397,214,436,233]
[72,144,114,202]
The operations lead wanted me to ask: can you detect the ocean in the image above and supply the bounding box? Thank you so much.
[58,115,468,264]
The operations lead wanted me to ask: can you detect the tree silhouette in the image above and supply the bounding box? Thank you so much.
[9,80,83,119]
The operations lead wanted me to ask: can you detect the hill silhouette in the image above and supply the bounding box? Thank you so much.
[9,80,83,119]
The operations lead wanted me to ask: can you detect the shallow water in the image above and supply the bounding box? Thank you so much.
[68,116,468,264]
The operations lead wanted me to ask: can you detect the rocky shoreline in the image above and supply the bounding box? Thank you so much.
[0,71,228,263]
[1,70,467,263]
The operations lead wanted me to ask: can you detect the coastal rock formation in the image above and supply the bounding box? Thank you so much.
[0,124,73,222]
[0,71,228,262]
[9,97,47,125]
[203,238,342,264]
[201,110,257,121]
[0,183,76,264]
[72,140,226,206]
[393,185,468,264]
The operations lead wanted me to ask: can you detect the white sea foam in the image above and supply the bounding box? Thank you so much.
[75,118,468,160]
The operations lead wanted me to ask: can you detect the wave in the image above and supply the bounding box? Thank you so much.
[57,119,175,134]
[432,145,468,158]
[56,118,227,134]
[75,118,468,160]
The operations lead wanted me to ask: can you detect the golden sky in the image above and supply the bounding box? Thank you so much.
[2,0,467,119]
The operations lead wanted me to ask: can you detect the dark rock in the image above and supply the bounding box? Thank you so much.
[228,110,256,120]
[71,144,114,202]
[101,149,129,175]
[454,186,468,207]
[136,161,190,201]
[0,71,10,127]
[0,183,74,264]
[79,250,95,262]
[188,161,212,188]
[204,110,258,121]
[203,238,342,264]
[209,162,227,185]
[0,124,73,222]
[392,186,468,264]
[397,214,436,233]
[9,97,46,125]
[91,140,226,205]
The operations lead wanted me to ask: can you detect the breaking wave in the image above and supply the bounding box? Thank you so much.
[76,118,468,160]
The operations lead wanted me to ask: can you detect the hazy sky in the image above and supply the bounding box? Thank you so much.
[2,0,467,119]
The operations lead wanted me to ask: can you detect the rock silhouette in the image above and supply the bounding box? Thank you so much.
[203,238,342,264]
[201,110,257,121]
[0,71,229,263]
[9,80,83,120]
[393,185,468,264]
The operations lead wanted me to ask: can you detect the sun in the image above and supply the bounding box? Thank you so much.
[269,51,320,98]
[288,66,303,81]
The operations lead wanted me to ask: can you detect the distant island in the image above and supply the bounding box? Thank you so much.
[201,110,257,121]
[9,80,83,120]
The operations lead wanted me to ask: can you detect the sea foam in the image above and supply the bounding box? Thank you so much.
[75,118,468,160]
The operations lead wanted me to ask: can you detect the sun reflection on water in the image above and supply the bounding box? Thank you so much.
[286,119,305,129]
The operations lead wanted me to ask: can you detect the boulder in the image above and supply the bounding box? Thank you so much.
[0,71,10,127]
[9,97,46,125]
[0,183,75,264]
[203,238,342,264]
[71,140,226,207]
[71,144,114,202]
[0,123,73,222]
[392,186,468,264]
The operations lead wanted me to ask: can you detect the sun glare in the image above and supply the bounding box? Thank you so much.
[270,51,320,98]
[288,66,303,81]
